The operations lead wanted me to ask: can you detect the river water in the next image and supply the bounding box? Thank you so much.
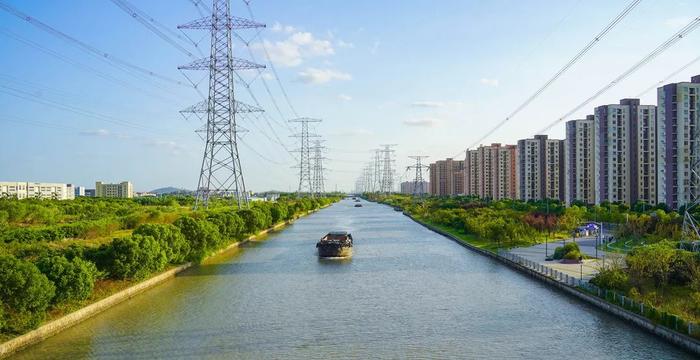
[12,199,694,359]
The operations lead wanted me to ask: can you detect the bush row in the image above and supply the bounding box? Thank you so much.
[0,197,336,335]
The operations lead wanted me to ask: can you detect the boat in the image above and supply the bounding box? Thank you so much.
[354,204,363,207]
[393,207,402,212]
[317,231,353,258]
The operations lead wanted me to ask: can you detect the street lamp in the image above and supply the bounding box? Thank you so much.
[579,256,584,282]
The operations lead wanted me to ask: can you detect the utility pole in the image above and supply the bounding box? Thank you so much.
[406,155,429,196]
[380,144,397,194]
[179,0,265,209]
[290,118,321,196]
[311,139,326,196]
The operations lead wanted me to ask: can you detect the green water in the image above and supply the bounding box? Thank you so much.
[11,200,695,359]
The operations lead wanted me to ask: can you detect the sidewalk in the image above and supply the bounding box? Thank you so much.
[508,237,623,282]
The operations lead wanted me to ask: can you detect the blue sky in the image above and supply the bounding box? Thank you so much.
[0,0,698,192]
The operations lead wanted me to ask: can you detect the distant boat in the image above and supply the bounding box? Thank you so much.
[393,207,402,212]
[354,204,363,207]
[317,231,353,258]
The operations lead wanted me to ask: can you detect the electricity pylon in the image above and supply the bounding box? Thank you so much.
[179,0,265,208]
[407,155,429,196]
[373,149,382,193]
[380,144,397,194]
[290,118,321,196]
[311,139,326,196]
[682,157,700,251]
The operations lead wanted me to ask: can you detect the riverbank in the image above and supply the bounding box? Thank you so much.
[0,205,328,358]
[400,208,700,356]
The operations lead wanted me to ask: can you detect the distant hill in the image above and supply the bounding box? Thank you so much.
[149,187,193,195]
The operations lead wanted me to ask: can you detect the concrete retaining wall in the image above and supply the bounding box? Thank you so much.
[0,206,326,358]
[403,211,700,356]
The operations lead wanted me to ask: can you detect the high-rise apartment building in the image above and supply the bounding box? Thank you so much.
[400,181,429,195]
[429,158,464,196]
[517,135,564,201]
[95,181,134,198]
[657,75,700,209]
[465,143,517,200]
[565,115,596,205]
[594,99,656,205]
[0,182,75,200]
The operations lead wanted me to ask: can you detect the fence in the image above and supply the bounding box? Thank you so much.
[497,250,700,339]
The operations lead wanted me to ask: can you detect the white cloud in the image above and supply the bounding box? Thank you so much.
[664,16,694,29]
[337,39,354,48]
[297,68,352,84]
[403,117,442,127]
[145,139,186,155]
[254,31,335,67]
[270,22,296,34]
[338,94,352,101]
[480,78,499,87]
[79,129,110,137]
[261,72,274,80]
[410,101,446,108]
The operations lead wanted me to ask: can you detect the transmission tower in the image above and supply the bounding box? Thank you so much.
[682,157,700,251]
[380,144,397,194]
[373,149,383,193]
[290,118,321,196]
[179,0,265,208]
[311,139,326,196]
[407,155,429,196]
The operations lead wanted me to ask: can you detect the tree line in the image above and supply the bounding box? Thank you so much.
[0,195,337,336]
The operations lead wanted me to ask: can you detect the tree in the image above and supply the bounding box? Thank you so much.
[627,243,676,288]
[174,216,222,262]
[207,211,244,241]
[0,255,55,332]
[37,255,98,303]
[133,223,190,264]
[106,235,168,280]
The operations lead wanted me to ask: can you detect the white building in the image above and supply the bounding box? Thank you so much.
[0,182,75,200]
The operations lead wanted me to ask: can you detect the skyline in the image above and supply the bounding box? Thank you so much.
[1,0,699,192]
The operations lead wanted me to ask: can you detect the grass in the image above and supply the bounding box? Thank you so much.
[416,217,543,253]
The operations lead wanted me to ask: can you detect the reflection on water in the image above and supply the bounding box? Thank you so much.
[12,199,695,359]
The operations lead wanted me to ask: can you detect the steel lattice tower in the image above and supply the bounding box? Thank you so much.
[682,157,700,250]
[407,156,429,196]
[380,144,397,194]
[311,139,326,196]
[179,0,265,208]
[290,118,321,195]
[373,149,382,193]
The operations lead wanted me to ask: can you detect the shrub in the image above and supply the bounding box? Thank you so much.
[552,242,581,260]
[106,235,168,280]
[36,255,98,303]
[207,211,244,241]
[174,217,222,262]
[133,223,190,264]
[591,267,630,292]
[0,255,55,332]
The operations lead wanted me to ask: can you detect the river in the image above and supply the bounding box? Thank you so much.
[11,199,694,359]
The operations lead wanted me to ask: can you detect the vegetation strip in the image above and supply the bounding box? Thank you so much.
[0,205,329,358]
[399,205,700,355]
[0,196,338,357]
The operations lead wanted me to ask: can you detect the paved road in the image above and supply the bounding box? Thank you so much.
[509,237,623,282]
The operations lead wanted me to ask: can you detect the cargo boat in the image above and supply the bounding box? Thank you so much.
[317,231,353,258]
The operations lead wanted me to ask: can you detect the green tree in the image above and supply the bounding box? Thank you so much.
[174,216,222,262]
[37,255,98,303]
[207,211,244,241]
[0,255,55,332]
[133,223,190,264]
[107,235,168,280]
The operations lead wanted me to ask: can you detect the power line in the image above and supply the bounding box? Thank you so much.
[463,0,642,154]
[635,54,700,97]
[0,1,188,87]
[538,16,700,134]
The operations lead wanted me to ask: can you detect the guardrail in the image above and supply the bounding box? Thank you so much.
[497,250,700,339]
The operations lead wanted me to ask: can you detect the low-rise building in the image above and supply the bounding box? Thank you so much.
[400,181,429,195]
[0,181,75,200]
